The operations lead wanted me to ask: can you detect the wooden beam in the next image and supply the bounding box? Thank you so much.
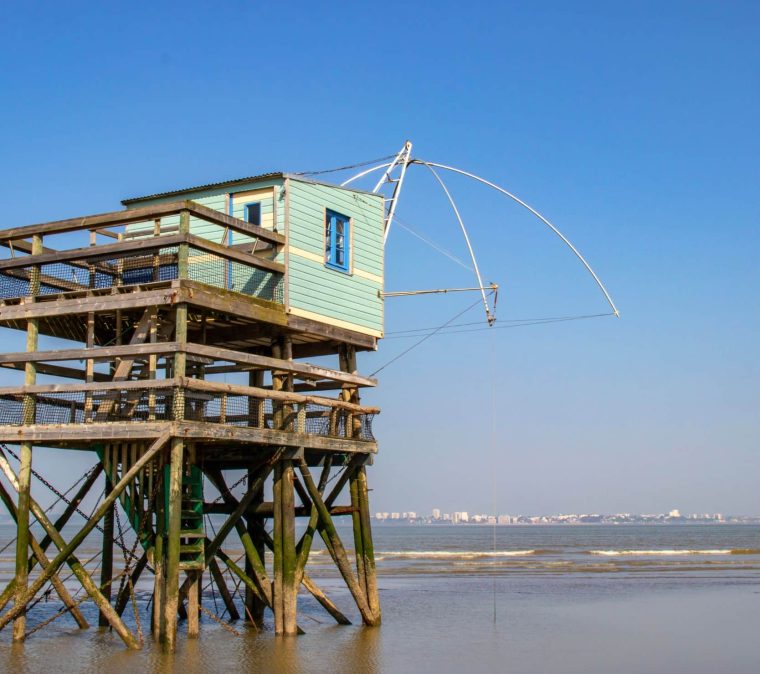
[0,361,111,381]
[0,342,377,388]
[0,421,378,454]
[181,377,380,414]
[287,314,377,351]
[185,234,284,275]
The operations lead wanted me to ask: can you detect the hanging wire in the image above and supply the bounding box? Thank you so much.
[393,215,475,272]
[384,312,615,340]
[370,296,487,377]
[294,154,397,177]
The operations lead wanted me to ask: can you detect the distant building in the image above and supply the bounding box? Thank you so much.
[432,508,441,520]
[390,512,400,520]
[407,511,417,519]
[668,509,681,518]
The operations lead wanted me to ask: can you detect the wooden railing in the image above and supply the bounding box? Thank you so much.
[0,202,285,303]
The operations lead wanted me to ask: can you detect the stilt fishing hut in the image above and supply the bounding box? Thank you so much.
[0,173,384,649]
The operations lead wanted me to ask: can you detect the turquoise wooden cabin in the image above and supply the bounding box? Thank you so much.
[122,173,385,342]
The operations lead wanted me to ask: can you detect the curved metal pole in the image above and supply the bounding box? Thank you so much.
[417,161,494,324]
[417,160,620,317]
[340,162,394,187]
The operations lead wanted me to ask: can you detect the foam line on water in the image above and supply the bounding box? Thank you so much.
[588,549,759,556]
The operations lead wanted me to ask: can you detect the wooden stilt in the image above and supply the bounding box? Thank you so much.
[246,368,267,627]
[163,436,184,651]
[12,442,32,642]
[187,571,200,638]
[246,464,266,626]
[272,459,284,634]
[13,234,42,642]
[350,473,367,596]
[152,463,166,639]
[281,458,297,635]
[356,466,380,620]
[99,468,115,627]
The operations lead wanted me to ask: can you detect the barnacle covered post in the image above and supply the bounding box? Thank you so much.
[0,172,384,649]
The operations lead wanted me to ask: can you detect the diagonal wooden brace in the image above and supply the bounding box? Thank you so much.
[0,462,102,614]
[252,520,351,626]
[198,467,273,607]
[297,458,379,626]
[0,452,136,646]
[0,431,171,644]
[0,479,89,629]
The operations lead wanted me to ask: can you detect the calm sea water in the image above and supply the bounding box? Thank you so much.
[0,523,758,673]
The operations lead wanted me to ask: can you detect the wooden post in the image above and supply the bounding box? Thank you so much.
[340,345,380,621]
[13,233,41,641]
[245,445,266,625]
[163,436,184,651]
[187,570,200,638]
[281,458,297,635]
[152,463,166,639]
[272,459,284,634]
[356,466,380,620]
[99,468,115,627]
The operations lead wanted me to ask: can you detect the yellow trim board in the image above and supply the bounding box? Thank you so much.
[287,306,383,339]
[288,245,384,285]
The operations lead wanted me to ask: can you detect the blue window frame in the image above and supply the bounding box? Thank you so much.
[325,209,350,272]
[244,202,261,227]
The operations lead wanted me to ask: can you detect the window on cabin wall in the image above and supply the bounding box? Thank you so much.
[325,209,350,272]
[244,202,261,227]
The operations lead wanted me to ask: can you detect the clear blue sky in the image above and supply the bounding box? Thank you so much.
[0,1,757,515]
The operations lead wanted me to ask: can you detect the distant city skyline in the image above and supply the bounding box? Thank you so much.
[373,509,759,524]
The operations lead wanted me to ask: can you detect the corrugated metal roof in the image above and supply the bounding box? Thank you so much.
[121,172,285,205]
[121,171,381,205]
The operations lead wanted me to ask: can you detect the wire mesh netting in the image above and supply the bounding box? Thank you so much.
[0,245,283,303]
[0,389,375,442]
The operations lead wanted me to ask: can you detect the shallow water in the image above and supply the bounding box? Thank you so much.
[1,524,758,673]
